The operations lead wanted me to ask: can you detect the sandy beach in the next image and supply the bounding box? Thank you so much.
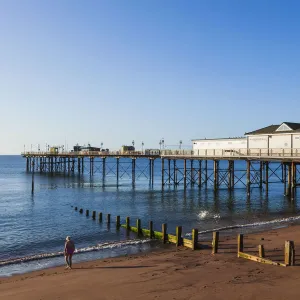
[1,225,300,300]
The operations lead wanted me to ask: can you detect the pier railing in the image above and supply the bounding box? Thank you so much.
[22,148,300,158]
[161,148,300,158]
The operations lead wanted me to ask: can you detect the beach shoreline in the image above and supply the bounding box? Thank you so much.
[1,224,300,299]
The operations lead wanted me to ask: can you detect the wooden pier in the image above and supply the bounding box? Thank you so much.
[22,148,300,199]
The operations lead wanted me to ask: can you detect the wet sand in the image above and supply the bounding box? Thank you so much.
[1,225,300,300]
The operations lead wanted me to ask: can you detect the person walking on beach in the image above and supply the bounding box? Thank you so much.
[64,236,75,269]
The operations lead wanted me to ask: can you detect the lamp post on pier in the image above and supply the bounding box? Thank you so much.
[142,141,144,153]
[179,140,182,150]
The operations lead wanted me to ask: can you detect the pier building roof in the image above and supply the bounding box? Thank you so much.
[191,137,245,141]
[245,122,300,135]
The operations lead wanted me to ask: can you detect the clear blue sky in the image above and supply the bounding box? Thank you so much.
[1,0,300,154]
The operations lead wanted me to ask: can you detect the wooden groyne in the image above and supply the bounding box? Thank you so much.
[73,206,296,267]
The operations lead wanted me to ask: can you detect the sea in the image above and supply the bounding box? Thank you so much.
[0,155,300,277]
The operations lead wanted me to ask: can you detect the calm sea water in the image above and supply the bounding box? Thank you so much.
[0,155,299,276]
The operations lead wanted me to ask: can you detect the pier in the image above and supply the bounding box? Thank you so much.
[22,148,300,199]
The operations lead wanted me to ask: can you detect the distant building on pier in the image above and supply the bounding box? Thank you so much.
[73,144,101,152]
[192,122,300,153]
[120,145,135,153]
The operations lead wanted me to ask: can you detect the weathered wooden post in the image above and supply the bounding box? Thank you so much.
[126,217,130,230]
[149,221,153,239]
[258,245,265,258]
[237,234,244,256]
[162,223,167,243]
[107,214,111,224]
[79,208,83,214]
[212,231,219,254]
[116,216,121,229]
[75,207,78,211]
[86,209,89,216]
[98,212,103,222]
[176,226,182,247]
[285,240,295,266]
[92,211,96,220]
[136,219,141,236]
[192,229,198,250]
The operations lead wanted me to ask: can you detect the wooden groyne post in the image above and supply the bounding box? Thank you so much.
[176,226,183,246]
[212,231,219,254]
[126,217,130,230]
[162,223,167,243]
[136,219,142,236]
[258,245,265,258]
[149,221,154,239]
[237,234,244,256]
[116,216,121,229]
[285,241,295,266]
[92,211,96,220]
[192,229,198,250]
[98,212,102,222]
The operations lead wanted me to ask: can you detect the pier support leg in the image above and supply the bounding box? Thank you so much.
[214,160,218,191]
[132,158,136,186]
[286,163,291,197]
[151,159,154,185]
[265,161,269,195]
[228,161,232,190]
[116,157,119,186]
[78,157,81,174]
[82,157,84,174]
[283,163,287,195]
[149,158,152,185]
[161,158,164,187]
[205,160,208,187]
[291,162,295,200]
[183,159,187,188]
[198,160,202,188]
[102,157,106,183]
[173,160,177,185]
[168,159,171,185]
[191,160,194,186]
[259,161,263,189]
[246,160,251,196]
[26,157,29,172]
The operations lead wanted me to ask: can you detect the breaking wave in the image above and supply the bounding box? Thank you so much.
[186,215,300,236]
[198,210,221,220]
[0,239,151,267]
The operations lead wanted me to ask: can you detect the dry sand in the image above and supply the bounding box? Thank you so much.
[1,225,300,300]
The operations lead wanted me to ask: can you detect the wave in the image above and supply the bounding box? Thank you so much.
[186,215,300,236]
[0,239,151,267]
[198,210,220,220]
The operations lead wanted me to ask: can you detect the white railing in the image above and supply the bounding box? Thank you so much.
[21,148,300,158]
[161,148,300,157]
[21,150,154,156]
